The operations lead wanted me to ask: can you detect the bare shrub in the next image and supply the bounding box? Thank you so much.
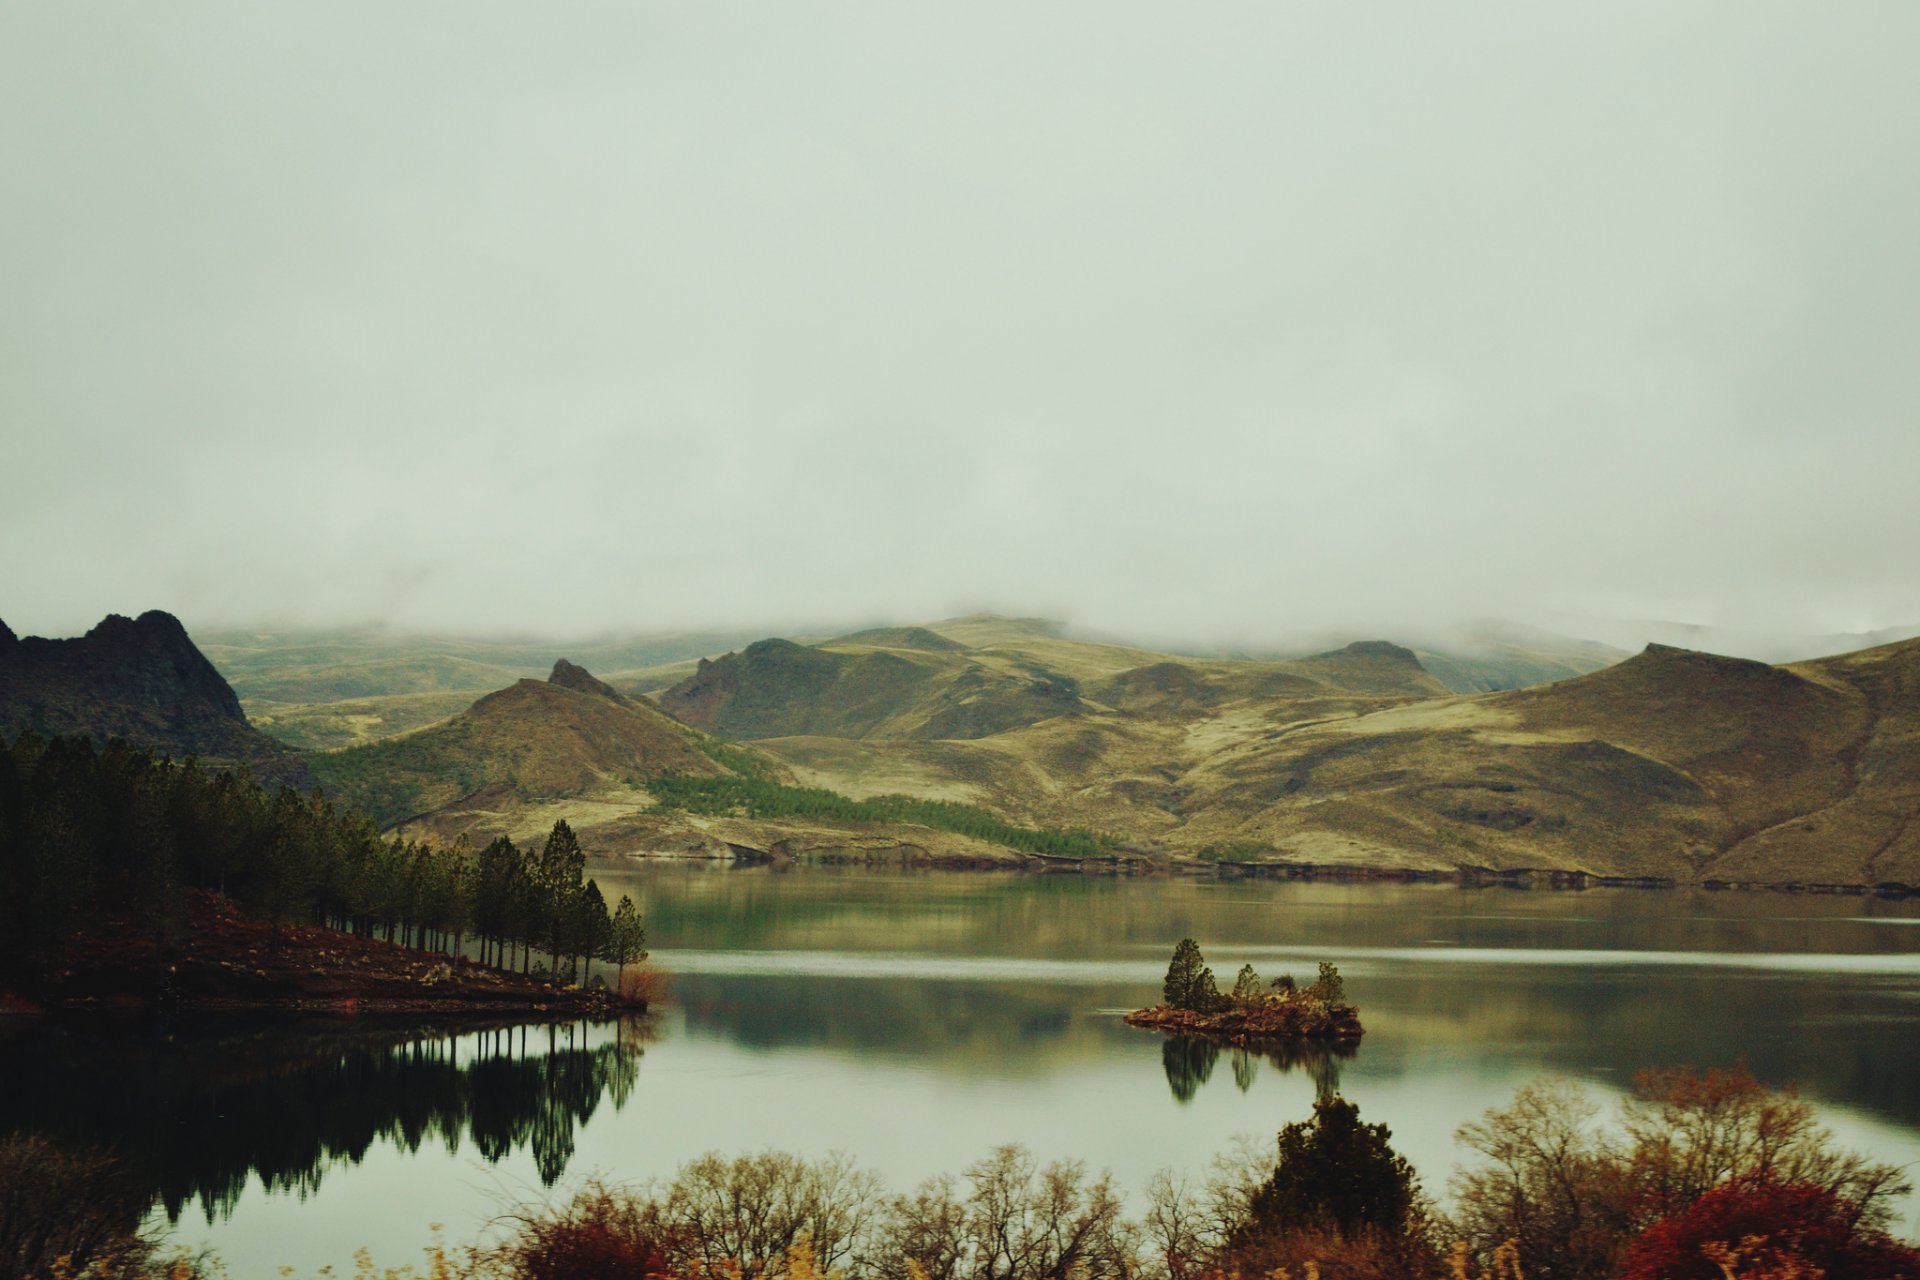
[870,1146,1136,1280]
[659,1150,881,1277]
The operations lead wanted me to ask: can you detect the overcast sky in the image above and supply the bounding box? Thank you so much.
[3,3,1917,645]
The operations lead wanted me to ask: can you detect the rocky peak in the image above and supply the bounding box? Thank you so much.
[548,659,628,704]
[0,608,272,759]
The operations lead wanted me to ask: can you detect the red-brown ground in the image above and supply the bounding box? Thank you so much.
[7,892,635,1017]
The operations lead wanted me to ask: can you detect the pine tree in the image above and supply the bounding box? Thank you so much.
[1162,938,1221,1012]
[602,894,647,991]
[1242,1096,1419,1238]
[534,820,586,975]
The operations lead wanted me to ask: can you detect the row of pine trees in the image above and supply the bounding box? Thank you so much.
[0,733,646,984]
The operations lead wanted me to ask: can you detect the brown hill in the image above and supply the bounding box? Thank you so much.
[547,657,632,704]
[307,663,725,829]
[283,611,1920,886]
[1146,637,1920,882]
[0,610,287,764]
[754,635,1920,885]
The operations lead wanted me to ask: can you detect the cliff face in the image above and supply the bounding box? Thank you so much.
[0,610,283,761]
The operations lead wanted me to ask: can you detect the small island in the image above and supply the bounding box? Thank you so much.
[1125,937,1363,1042]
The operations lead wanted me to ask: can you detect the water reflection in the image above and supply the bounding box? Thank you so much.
[0,1016,649,1227]
[9,867,1920,1276]
[599,866,1920,1129]
[1159,1035,1355,1103]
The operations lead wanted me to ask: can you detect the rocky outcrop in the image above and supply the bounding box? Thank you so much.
[548,658,630,704]
[0,610,284,761]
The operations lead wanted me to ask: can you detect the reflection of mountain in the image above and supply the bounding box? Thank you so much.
[1161,1035,1355,1104]
[0,1018,646,1230]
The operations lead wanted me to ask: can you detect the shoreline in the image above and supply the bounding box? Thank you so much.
[613,848,1918,898]
[1123,1002,1366,1045]
[4,893,646,1020]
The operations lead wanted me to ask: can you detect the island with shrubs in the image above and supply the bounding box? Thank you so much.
[1125,937,1364,1042]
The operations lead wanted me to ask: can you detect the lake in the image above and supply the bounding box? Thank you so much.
[9,864,1920,1275]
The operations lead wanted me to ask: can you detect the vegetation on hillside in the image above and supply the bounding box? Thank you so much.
[648,772,1119,859]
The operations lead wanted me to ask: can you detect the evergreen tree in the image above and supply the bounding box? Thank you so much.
[568,879,609,985]
[602,894,647,990]
[1242,1096,1419,1239]
[1161,938,1222,1012]
[533,820,586,975]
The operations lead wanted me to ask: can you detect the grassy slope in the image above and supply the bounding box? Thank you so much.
[306,677,725,827]
[1151,638,1920,881]
[203,626,760,748]
[757,633,1920,883]
[243,690,482,751]
[224,615,1920,884]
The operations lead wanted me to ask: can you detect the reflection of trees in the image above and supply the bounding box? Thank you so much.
[1160,1036,1356,1103]
[1163,1037,1219,1103]
[0,1016,649,1231]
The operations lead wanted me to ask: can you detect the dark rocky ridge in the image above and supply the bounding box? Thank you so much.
[548,657,630,703]
[0,610,286,762]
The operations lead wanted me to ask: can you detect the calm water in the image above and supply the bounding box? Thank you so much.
[9,866,1920,1274]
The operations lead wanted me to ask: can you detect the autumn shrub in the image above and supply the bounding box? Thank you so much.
[618,965,669,1008]
[1447,1066,1911,1280]
[1620,1174,1920,1280]
[485,1180,668,1280]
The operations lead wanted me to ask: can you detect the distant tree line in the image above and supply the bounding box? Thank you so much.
[0,733,645,984]
[649,773,1117,859]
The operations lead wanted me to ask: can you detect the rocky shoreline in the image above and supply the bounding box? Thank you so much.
[1124,999,1365,1045]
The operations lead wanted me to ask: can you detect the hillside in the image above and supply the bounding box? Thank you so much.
[1136,637,1920,883]
[79,609,1913,886]
[740,632,1920,885]
[658,622,1448,743]
[306,659,727,829]
[659,637,1093,741]
[0,611,288,764]
[202,624,764,750]
[208,614,1621,748]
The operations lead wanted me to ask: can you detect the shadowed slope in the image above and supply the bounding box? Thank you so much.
[659,636,1093,741]
[0,610,286,763]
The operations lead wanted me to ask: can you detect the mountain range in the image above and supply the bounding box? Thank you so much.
[5,609,1917,887]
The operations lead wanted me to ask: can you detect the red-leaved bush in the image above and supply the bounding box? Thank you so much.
[1621,1174,1920,1280]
